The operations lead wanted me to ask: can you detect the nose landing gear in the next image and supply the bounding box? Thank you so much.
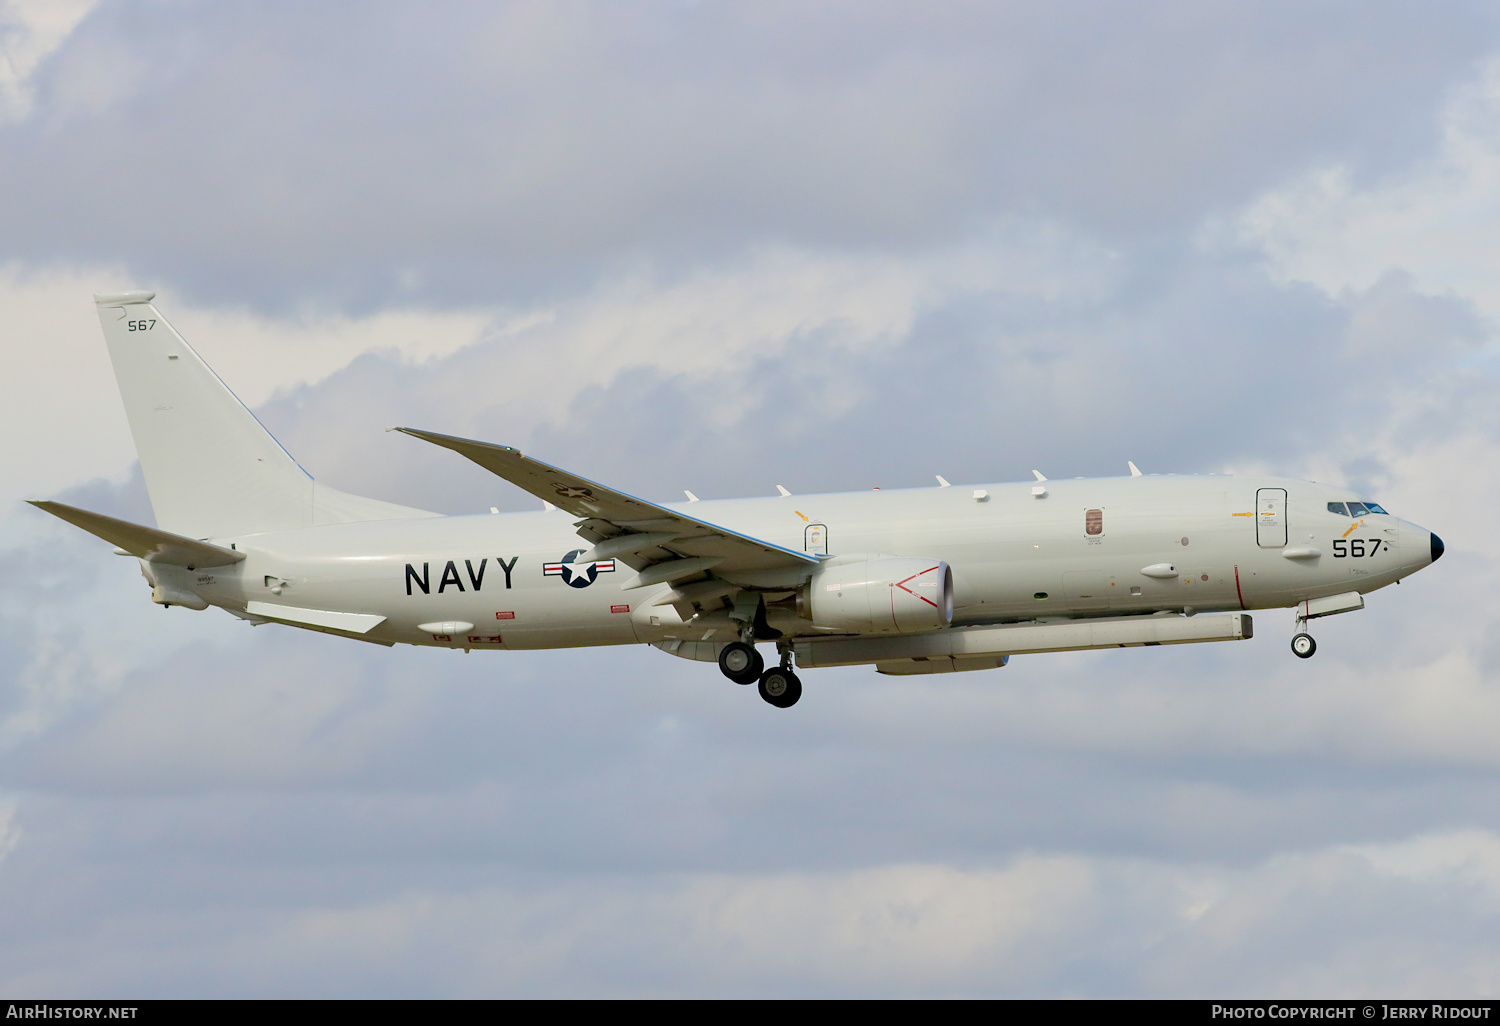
[1290,608,1317,658]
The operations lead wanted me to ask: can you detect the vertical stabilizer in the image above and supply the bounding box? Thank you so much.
[94,292,435,538]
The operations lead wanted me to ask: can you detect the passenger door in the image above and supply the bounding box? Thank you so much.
[1256,488,1287,548]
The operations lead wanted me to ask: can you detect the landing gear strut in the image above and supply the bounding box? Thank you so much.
[720,608,803,706]
[1290,609,1316,659]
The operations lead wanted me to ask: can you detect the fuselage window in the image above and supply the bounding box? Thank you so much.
[1346,501,1369,517]
[1085,509,1103,535]
[1327,502,1348,516]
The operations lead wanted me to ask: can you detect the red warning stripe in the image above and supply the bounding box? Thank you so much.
[893,565,944,609]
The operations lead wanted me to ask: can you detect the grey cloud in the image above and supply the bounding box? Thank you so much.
[251,239,1487,518]
[3,569,1497,874]
[2,1,1495,308]
[3,811,1500,995]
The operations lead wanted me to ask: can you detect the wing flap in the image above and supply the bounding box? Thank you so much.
[29,500,245,568]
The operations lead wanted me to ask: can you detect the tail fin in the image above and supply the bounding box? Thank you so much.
[94,291,435,538]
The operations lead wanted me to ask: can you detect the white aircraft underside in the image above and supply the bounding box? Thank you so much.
[32,292,1445,709]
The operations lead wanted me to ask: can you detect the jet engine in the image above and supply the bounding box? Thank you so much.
[798,557,953,634]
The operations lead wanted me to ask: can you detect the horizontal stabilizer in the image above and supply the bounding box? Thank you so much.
[29,500,245,568]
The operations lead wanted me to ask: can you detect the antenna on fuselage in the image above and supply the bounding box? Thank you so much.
[1128,461,1142,477]
[1032,470,1047,482]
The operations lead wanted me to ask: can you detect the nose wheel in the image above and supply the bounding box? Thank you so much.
[1289,607,1318,659]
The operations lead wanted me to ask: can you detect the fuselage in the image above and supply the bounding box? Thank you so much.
[186,473,1440,651]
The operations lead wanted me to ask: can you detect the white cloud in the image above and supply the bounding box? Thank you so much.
[0,798,18,868]
[1233,55,1500,322]
[0,265,136,506]
[0,0,97,121]
[4,831,1499,995]
[1349,830,1500,897]
[418,230,1117,434]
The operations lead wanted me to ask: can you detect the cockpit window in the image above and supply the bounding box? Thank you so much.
[1328,500,1390,517]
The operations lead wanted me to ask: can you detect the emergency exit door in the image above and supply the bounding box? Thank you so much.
[805,523,828,555]
[1256,488,1287,547]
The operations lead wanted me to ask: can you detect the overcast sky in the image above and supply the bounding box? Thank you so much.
[5,0,1500,997]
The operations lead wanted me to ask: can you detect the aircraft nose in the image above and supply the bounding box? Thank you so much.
[1431,532,1444,563]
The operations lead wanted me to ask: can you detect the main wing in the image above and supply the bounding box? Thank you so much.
[392,429,819,596]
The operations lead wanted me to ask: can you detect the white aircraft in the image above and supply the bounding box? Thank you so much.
[31,293,1445,708]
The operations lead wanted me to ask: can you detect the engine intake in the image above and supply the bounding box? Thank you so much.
[800,557,953,633]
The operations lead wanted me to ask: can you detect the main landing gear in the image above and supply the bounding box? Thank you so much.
[718,640,802,707]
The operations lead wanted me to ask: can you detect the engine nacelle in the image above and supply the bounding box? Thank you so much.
[800,557,953,634]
